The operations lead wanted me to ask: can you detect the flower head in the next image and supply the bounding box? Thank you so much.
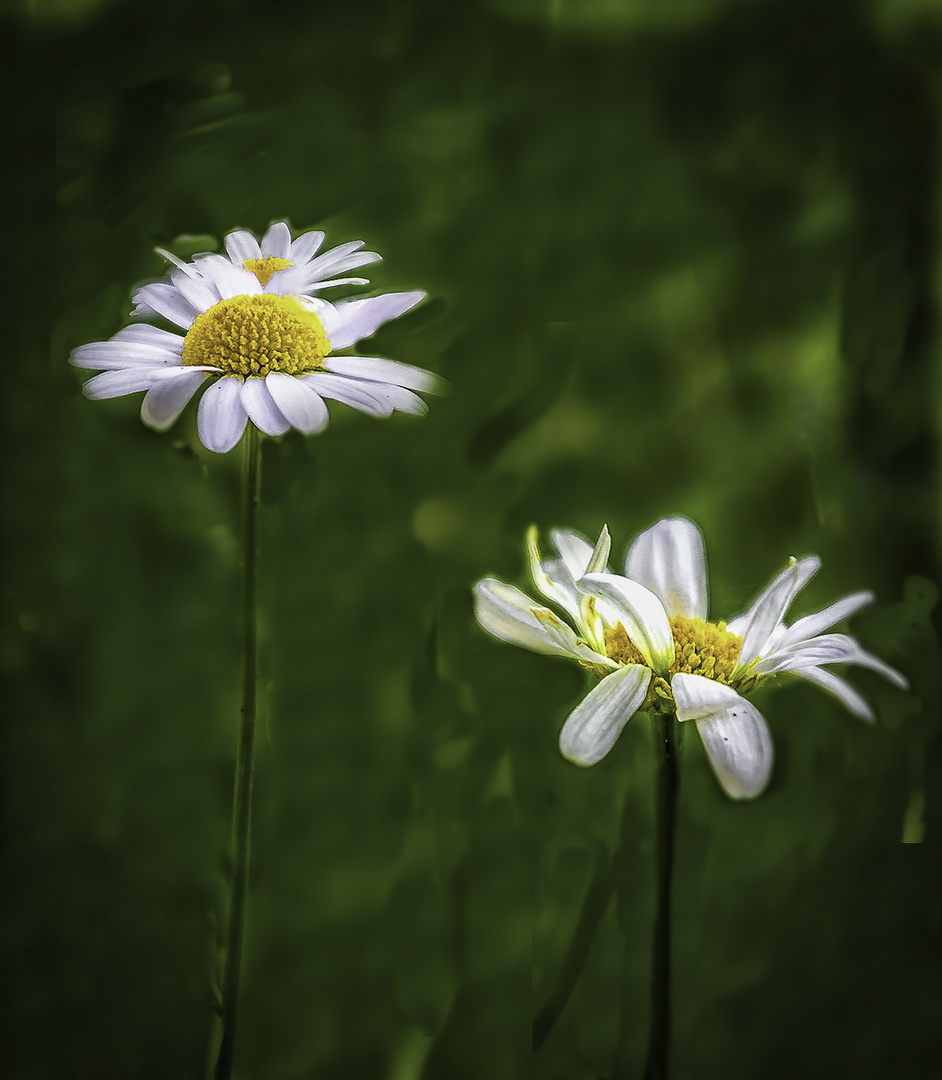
[473,517,908,799]
[71,222,442,453]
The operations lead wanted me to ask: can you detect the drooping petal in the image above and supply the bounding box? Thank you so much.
[224,229,262,264]
[141,370,207,430]
[322,355,445,395]
[472,578,614,666]
[265,372,329,434]
[755,633,910,689]
[624,516,708,620]
[240,377,291,436]
[300,373,393,417]
[579,573,675,674]
[772,591,874,650]
[729,556,821,672]
[559,665,652,766]
[197,376,248,453]
[320,291,425,350]
[790,666,875,721]
[365,384,428,415]
[672,673,774,799]
[261,221,292,259]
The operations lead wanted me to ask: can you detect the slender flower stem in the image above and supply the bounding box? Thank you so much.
[642,710,679,1080]
[215,426,261,1080]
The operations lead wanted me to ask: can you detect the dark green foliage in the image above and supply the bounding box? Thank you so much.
[5,0,940,1076]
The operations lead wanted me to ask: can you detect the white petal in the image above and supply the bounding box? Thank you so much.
[730,556,821,671]
[550,529,595,581]
[301,373,393,417]
[624,516,708,620]
[472,578,613,666]
[240,377,291,436]
[261,221,292,259]
[130,282,200,328]
[322,355,444,394]
[586,525,612,575]
[224,230,262,263]
[790,666,875,721]
[300,241,381,284]
[672,673,773,799]
[71,340,184,370]
[773,591,874,650]
[527,527,581,621]
[559,665,652,766]
[360,383,428,415]
[578,573,675,674]
[112,324,185,349]
[141,371,207,430]
[197,376,248,453]
[265,372,329,434]
[289,229,326,264]
[320,291,425,350]
[191,257,261,301]
[82,367,179,399]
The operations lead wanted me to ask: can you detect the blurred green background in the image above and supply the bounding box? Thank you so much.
[7,0,942,1076]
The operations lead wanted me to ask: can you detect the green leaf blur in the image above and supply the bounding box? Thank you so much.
[8,0,941,1077]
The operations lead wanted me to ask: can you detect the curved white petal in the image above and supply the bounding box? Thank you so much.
[527,527,581,621]
[790,666,875,721]
[130,282,200,329]
[624,516,708,620]
[672,673,774,799]
[289,229,326,264]
[472,578,613,666]
[549,529,595,582]
[320,291,425,350]
[141,370,207,430]
[71,340,184,371]
[756,633,909,689]
[197,376,248,453]
[362,383,427,415]
[300,241,381,285]
[240,377,291,436]
[322,355,444,395]
[300,373,393,417]
[265,372,329,434]
[112,324,186,349]
[559,665,652,766]
[730,556,821,672]
[225,230,262,264]
[82,366,180,399]
[578,573,675,674]
[261,222,292,259]
[772,591,874,650]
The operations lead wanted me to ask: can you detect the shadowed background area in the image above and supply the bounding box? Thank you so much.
[5,0,941,1076]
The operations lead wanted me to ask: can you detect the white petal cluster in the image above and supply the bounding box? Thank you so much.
[473,517,908,799]
[70,222,442,453]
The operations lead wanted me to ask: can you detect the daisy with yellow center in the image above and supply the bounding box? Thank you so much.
[473,517,908,798]
[70,221,442,453]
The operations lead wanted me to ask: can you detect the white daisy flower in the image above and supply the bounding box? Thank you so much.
[473,517,908,799]
[70,222,442,453]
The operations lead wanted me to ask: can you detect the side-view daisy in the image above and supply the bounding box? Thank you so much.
[70,221,443,453]
[473,517,908,798]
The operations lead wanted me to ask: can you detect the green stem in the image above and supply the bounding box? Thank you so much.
[532,838,615,1050]
[642,710,679,1080]
[215,425,261,1080]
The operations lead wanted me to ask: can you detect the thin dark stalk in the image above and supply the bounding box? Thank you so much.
[533,839,616,1050]
[215,425,261,1080]
[642,710,679,1080]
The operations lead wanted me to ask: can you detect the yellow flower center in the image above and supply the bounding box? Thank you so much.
[182,294,331,378]
[242,256,293,286]
[602,615,748,712]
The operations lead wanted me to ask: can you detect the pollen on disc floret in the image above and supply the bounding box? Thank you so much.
[181,294,332,378]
